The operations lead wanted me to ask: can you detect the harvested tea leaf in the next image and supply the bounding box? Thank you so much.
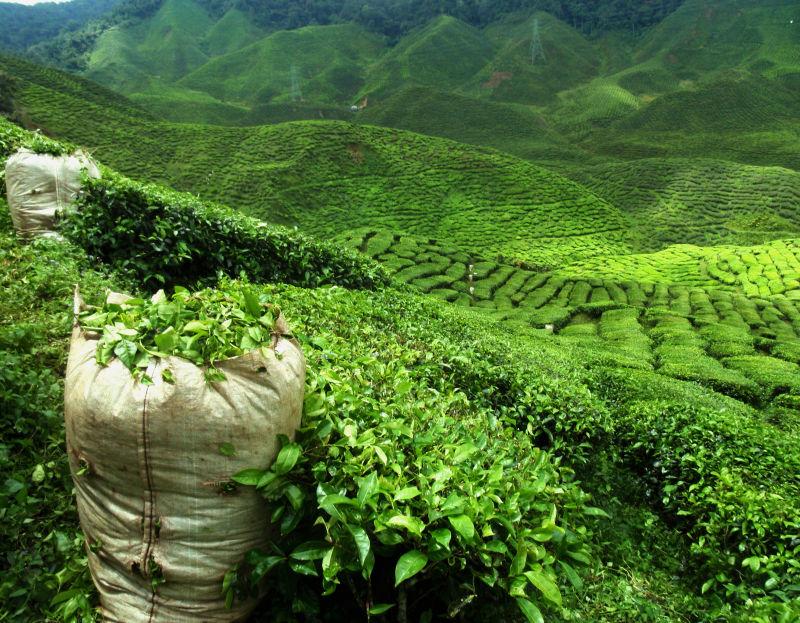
[79,284,288,382]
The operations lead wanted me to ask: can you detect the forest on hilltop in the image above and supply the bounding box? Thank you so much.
[24,0,686,71]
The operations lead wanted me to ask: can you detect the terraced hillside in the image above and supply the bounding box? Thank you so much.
[333,225,800,416]
[358,86,586,164]
[5,50,800,278]
[4,112,800,622]
[583,74,800,170]
[567,158,800,248]
[10,0,795,174]
[1,55,637,269]
[178,22,386,107]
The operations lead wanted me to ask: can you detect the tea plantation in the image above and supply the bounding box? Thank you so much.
[1,0,800,620]
[3,97,800,621]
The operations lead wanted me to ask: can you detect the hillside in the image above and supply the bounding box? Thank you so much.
[6,0,796,178]
[4,52,800,273]
[2,113,800,621]
[358,86,586,164]
[178,23,386,107]
[0,55,634,268]
[567,158,800,248]
[0,0,120,52]
[2,1,800,620]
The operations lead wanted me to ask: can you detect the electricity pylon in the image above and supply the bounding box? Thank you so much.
[290,65,302,102]
[531,18,546,65]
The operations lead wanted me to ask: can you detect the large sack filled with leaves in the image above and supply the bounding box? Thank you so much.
[4,147,99,239]
[64,286,305,622]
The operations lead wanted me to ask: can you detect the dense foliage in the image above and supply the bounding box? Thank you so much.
[0,0,120,53]
[3,114,800,621]
[217,283,597,622]
[191,0,686,38]
[0,71,16,118]
[79,287,286,383]
[36,0,685,44]
[2,0,800,616]
[26,0,687,74]
[0,204,125,621]
[61,171,390,291]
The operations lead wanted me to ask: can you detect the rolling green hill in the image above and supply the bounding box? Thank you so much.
[2,112,800,621]
[567,157,800,248]
[4,51,800,277]
[357,15,494,100]
[179,23,386,106]
[2,1,800,621]
[0,0,120,52]
[471,11,600,106]
[0,54,634,268]
[5,0,796,178]
[358,85,585,163]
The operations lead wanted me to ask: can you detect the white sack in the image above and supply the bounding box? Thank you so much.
[4,148,99,239]
[64,292,306,622]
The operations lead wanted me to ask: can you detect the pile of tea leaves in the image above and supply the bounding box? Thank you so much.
[78,284,284,383]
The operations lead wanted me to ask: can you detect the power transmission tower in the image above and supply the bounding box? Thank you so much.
[290,65,302,102]
[530,18,546,65]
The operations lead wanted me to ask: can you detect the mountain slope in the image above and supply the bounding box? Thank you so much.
[3,113,800,622]
[358,15,494,99]
[179,23,385,106]
[6,0,796,174]
[84,0,215,91]
[471,11,600,106]
[0,54,630,268]
[568,158,800,248]
[357,85,585,163]
[0,0,120,52]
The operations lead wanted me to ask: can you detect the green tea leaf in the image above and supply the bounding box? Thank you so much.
[558,560,583,591]
[453,443,478,464]
[154,327,177,353]
[368,604,394,615]
[114,340,137,368]
[357,472,379,507]
[290,541,330,561]
[386,514,425,537]
[183,320,209,334]
[393,486,420,501]
[515,598,544,623]
[524,569,562,607]
[583,506,611,518]
[394,550,427,586]
[431,528,452,549]
[273,443,301,475]
[349,525,371,568]
[232,469,265,486]
[448,514,475,541]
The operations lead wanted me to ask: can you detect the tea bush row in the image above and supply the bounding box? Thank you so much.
[61,171,391,292]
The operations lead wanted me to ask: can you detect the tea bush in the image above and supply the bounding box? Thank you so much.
[61,171,390,292]
[0,201,126,622]
[223,284,597,621]
[593,368,800,609]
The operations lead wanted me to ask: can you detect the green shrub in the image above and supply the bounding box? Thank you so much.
[593,368,800,606]
[723,355,800,399]
[177,283,615,622]
[61,172,390,292]
[0,204,124,622]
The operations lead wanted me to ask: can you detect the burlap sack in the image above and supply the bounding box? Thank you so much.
[4,148,100,239]
[64,291,305,622]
